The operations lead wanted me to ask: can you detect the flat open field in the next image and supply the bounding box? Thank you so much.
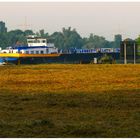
[0,64,140,137]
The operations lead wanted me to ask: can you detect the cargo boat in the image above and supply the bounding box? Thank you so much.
[0,35,120,65]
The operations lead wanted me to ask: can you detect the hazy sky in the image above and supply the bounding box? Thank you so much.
[1,2,140,40]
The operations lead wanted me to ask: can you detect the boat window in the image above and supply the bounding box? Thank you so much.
[36,51,39,54]
[31,51,34,54]
[26,51,29,54]
[34,40,38,43]
[46,49,49,54]
[37,40,40,43]
[28,40,34,43]
[40,51,44,54]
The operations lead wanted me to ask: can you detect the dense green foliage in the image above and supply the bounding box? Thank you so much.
[98,54,114,64]
[0,21,121,49]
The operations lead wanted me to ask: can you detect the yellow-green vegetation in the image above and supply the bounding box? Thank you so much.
[0,64,140,137]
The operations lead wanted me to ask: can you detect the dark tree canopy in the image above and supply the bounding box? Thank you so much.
[0,21,123,49]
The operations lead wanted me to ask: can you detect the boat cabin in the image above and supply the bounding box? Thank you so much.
[27,35,47,47]
[0,35,58,54]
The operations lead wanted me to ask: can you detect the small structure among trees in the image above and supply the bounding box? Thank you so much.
[120,39,137,64]
[0,21,7,33]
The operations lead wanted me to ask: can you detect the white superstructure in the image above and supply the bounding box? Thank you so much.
[27,35,47,47]
[0,35,58,54]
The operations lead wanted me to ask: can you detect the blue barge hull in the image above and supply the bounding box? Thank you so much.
[19,53,120,64]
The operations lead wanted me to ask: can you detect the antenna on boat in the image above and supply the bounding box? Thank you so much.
[18,16,31,31]
[114,24,126,40]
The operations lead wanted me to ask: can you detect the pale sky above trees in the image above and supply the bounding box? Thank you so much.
[0,2,140,40]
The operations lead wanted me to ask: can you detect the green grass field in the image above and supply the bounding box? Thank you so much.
[0,64,140,137]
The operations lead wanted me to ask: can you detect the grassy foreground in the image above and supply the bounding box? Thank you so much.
[0,64,140,137]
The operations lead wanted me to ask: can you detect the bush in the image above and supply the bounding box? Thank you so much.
[99,54,115,64]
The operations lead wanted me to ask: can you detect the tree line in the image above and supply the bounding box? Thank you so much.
[0,21,122,50]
